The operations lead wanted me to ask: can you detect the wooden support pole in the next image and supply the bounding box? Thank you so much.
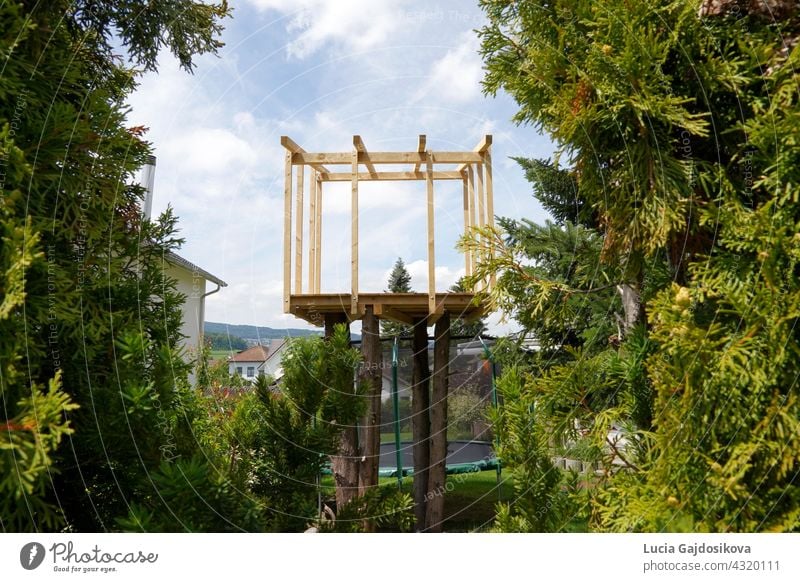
[283,151,292,313]
[309,170,317,293]
[426,151,436,315]
[294,165,304,294]
[475,163,485,292]
[462,174,472,277]
[315,174,323,293]
[358,306,382,528]
[324,314,360,511]
[483,150,495,290]
[425,312,450,532]
[351,148,359,314]
[467,165,477,292]
[411,319,430,531]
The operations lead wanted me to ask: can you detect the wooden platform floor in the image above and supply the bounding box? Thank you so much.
[288,293,485,326]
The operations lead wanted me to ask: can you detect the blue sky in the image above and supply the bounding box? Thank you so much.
[127,0,555,333]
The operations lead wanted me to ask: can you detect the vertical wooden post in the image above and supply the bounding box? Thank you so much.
[358,306,382,530]
[484,150,495,290]
[325,313,360,510]
[294,164,304,294]
[462,174,472,277]
[475,163,485,291]
[425,312,450,532]
[426,151,436,315]
[315,174,323,293]
[411,319,430,531]
[351,149,359,314]
[283,151,293,313]
[467,165,478,292]
[309,170,317,293]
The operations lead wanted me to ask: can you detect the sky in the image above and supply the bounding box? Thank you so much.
[126,0,556,334]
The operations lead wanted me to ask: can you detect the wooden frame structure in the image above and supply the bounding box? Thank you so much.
[281,134,495,326]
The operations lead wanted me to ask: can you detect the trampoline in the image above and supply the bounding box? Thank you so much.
[378,439,499,478]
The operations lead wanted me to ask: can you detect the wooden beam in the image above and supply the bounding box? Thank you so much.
[484,150,496,290]
[309,170,317,294]
[474,134,493,153]
[353,135,377,178]
[426,151,436,315]
[280,135,304,153]
[413,134,426,173]
[283,151,292,313]
[351,148,359,314]
[292,151,483,165]
[315,174,322,293]
[320,170,462,182]
[281,135,333,177]
[475,163,485,292]
[467,165,477,291]
[380,306,415,326]
[462,174,472,277]
[294,165,304,294]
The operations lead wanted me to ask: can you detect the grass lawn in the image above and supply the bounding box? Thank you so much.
[209,349,235,361]
[320,469,513,532]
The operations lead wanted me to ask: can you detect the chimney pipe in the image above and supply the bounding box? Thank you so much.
[141,155,157,220]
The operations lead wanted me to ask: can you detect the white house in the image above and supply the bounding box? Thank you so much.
[228,339,290,382]
[162,251,226,358]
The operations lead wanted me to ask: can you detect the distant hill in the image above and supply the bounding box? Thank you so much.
[204,321,322,341]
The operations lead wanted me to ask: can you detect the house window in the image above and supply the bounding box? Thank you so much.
[247,366,255,378]
[236,367,242,375]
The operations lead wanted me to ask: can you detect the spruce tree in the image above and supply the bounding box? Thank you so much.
[381,257,413,338]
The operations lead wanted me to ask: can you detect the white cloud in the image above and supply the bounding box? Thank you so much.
[404,259,464,293]
[414,32,483,104]
[163,128,259,175]
[244,0,410,58]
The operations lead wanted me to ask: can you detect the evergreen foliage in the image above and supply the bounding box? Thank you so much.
[473,0,800,531]
[381,257,414,338]
[1,0,232,531]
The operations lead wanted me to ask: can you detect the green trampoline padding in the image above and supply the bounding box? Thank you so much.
[321,440,499,477]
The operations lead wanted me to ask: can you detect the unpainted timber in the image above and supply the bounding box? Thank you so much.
[287,293,484,326]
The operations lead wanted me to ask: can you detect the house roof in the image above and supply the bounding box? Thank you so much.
[263,339,289,365]
[165,250,227,287]
[229,345,269,362]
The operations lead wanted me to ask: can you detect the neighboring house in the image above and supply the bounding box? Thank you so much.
[227,339,293,383]
[261,339,290,379]
[161,251,226,358]
[228,345,269,381]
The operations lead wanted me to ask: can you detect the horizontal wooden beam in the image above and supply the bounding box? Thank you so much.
[321,171,463,182]
[281,135,333,176]
[292,151,483,165]
[280,135,304,153]
[474,134,492,153]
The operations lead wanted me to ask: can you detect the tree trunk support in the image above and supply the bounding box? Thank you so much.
[358,306,382,531]
[425,313,450,532]
[325,314,360,511]
[411,318,431,531]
